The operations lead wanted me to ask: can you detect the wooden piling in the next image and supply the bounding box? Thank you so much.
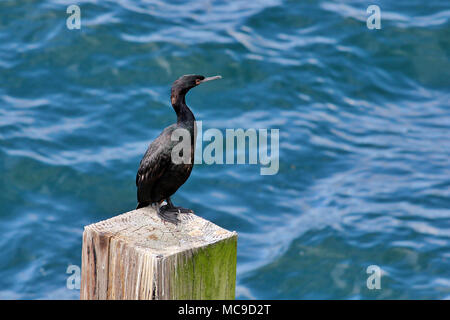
[80,207,237,300]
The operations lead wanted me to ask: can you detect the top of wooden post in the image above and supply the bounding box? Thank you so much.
[84,206,237,257]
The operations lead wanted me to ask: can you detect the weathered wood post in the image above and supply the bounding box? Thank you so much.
[80,207,237,300]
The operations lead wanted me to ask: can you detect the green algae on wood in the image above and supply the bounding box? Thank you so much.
[169,235,237,299]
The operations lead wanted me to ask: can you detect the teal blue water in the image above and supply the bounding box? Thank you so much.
[1,0,449,299]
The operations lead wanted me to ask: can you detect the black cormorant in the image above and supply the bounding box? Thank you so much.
[136,74,221,222]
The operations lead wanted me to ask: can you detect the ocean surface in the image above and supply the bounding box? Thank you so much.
[0,0,449,299]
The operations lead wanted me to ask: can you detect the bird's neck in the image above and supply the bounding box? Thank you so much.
[171,90,195,124]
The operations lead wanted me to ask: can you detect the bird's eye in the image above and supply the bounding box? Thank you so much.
[195,79,201,85]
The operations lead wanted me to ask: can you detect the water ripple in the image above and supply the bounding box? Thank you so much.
[0,0,449,299]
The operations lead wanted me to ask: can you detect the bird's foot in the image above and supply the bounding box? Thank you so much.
[165,198,193,214]
[157,205,179,224]
[170,206,193,214]
[157,205,193,224]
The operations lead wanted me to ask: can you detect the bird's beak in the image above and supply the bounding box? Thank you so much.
[199,75,222,83]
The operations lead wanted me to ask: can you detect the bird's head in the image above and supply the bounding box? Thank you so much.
[171,74,221,98]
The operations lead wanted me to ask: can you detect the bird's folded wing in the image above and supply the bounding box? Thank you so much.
[136,141,171,203]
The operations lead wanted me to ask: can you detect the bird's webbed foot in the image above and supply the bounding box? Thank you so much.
[170,206,193,214]
[165,198,193,214]
[157,205,180,224]
[156,198,194,224]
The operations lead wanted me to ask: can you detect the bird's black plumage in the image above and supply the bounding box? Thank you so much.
[136,74,221,219]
